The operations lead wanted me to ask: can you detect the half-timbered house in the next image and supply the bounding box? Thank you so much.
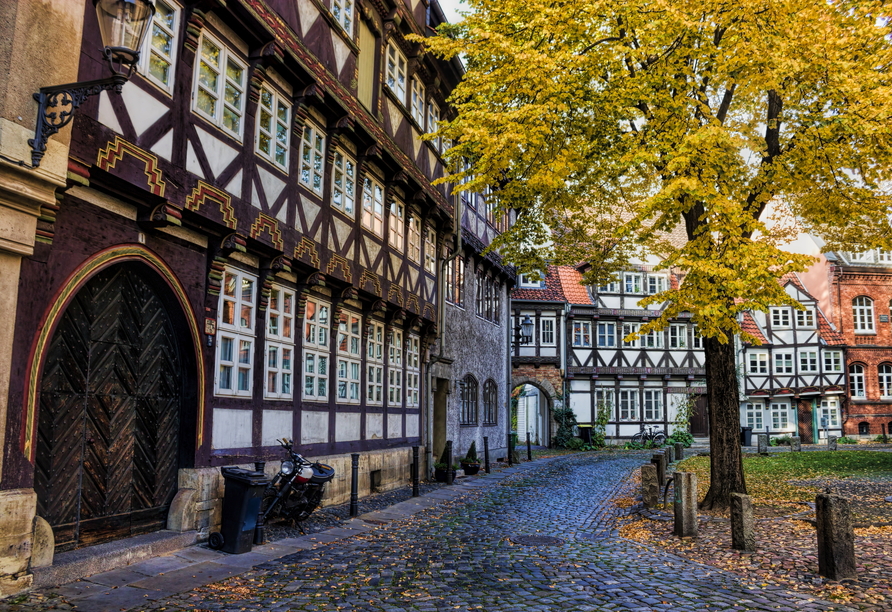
[737,275,846,442]
[0,0,508,588]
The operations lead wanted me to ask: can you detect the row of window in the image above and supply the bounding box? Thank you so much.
[475,273,502,324]
[598,273,668,295]
[768,307,815,329]
[459,376,499,425]
[849,363,892,399]
[590,389,667,422]
[746,350,843,375]
[216,268,420,407]
[571,321,702,349]
[743,400,840,431]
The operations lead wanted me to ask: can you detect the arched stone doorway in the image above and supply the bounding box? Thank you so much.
[35,261,196,552]
[511,376,559,447]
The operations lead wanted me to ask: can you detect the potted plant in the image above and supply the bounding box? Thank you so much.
[433,461,458,482]
[460,441,482,476]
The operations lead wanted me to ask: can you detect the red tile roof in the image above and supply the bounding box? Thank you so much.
[817,311,845,345]
[556,267,594,305]
[510,266,567,302]
[741,312,768,345]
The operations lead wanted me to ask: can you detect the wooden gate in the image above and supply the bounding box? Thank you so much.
[35,263,183,552]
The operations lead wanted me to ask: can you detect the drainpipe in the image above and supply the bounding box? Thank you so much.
[506,293,513,457]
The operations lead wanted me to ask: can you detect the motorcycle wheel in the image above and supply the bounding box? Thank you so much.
[292,487,325,523]
[208,532,224,550]
[260,486,278,520]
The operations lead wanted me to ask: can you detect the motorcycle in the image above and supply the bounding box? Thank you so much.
[259,438,335,534]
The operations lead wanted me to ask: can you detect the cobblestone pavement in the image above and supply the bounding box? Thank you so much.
[126,452,853,612]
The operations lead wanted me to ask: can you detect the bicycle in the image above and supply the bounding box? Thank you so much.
[631,425,667,446]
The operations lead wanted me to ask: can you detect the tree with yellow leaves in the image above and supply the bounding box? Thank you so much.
[417,0,892,509]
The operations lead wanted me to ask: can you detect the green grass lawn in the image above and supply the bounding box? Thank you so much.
[678,451,892,504]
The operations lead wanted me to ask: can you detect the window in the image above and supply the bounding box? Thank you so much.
[406,335,420,407]
[367,321,384,405]
[596,322,614,347]
[669,324,687,349]
[748,353,768,374]
[493,280,501,324]
[643,390,663,421]
[573,321,593,347]
[216,269,256,396]
[299,123,326,195]
[424,227,437,273]
[619,390,639,421]
[483,379,498,424]
[879,364,892,397]
[140,0,178,92]
[622,323,640,348]
[642,328,664,349]
[388,329,403,406]
[771,308,790,328]
[598,281,618,293]
[256,86,290,170]
[859,421,871,435]
[774,353,794,374]
[647,275,667,295]
[388,201,405,252]
[483,277,493,321]
[519,272,545,288]
[850,364,865,398]
[361,176,385,236]
[303,298,330,400]
[332,150,356,215]
[692,325,703,349]
[445,253,464,306]
[194,33,246,137]
[427,102,441,151]
[337,312,362,403]
[332,0,353,35]
[407,215,421,263]
[853,297,875,332]
[595,389,615,421]
[745,402,764,430]
[770,402,791,430]
[820,399,840,429]
[410,78,425,126]
[624,273,642,294]
[385,43,407,103]
[460,375,478,425]
[824,350,843,372]
[797,351,818,373]
[265,285,294,399]
[540,318,556,346]
[796,308,815,328]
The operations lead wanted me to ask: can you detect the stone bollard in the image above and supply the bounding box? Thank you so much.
[641,464,659,508]
[757,434,768,455]
[674,472,698,538]
[730,493,755,552]
[665,445,675,463]
[828,435,838,451]
[791,437,802,452]
[674,442,684,462]
[816,492,857,580]
[651,453,666,488]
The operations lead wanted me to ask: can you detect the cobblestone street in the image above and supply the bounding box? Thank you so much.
[87,452,856,612]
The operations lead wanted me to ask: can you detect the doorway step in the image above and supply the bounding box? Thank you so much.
[33,530,198,589]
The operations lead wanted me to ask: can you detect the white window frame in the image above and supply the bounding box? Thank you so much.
[406,335,420,407]
[336,311,362,403]
[880,364,892,398]
[853,296,875,333]
[647,275,667,295]
[367,321,384,405]
[216,268,257,397]
[642,328,664,349]
[388,200,405,252]
[407,215,421,263]
[264,285,295,400]
[139,0,179,93]
[745,402,764,430]
[598,281,618,293]
[361,176,385,236]
[595,322,614,347]
[410,78,426,126]
[519,272,545,288]
[799,351,818,373]
[820,399,841,430]
[622,323,640,348]
[385,43,407,104]
[427,102,441,151]
[573,321,593,347]
[692,325,703,349]
[255,86,290,171]
[774,352,794,374]
[619,390,639,421]
[332,150,356,215]
[669,324,687,349]
[849,364,865,398]
[595,389,615,421]
[771,307,790,328]
[748,352,768,375]
[643,390,663,421]
[540,318,556,346]
[193,32,246,139]
[824,350,843,373]
[299,122,326,196]
[388,329,403,406]
[770,402,792,430]
[624,273,642,294]
[332,0,354,36]
[424,227,437,274]
[303,298,331,401]
[796,308,815,328]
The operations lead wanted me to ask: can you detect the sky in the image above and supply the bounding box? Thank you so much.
[438,0,468,24]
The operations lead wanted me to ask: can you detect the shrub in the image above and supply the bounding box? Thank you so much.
[566,437,591,451]
[623,439,662,450]
[462,441,479,463]
[873,434,890,443]
[837,436,859,444]
[552,406,578,448]
[666,431,694,448]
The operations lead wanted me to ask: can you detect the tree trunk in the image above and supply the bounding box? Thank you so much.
[700,336,747,511]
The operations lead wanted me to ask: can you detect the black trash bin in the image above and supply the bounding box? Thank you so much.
[740,426,753,446]
[209,467,269,554]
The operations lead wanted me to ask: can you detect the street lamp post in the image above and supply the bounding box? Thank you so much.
[29,0,155,167]
[511,314,534,351]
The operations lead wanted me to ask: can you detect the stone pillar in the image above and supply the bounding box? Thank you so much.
[828,435,838,451]
[651,453,666,488]
[665,445,675,463]
[730,493,755,552]
[673,472,698,538]
[757,434,768,454]
[816,492,856,580]
[674,442,684,462]
[641,464,659,508]
[0,490,37,595]
[791,437,801,452]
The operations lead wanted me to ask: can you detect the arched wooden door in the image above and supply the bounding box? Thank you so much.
[35,263,185,552]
